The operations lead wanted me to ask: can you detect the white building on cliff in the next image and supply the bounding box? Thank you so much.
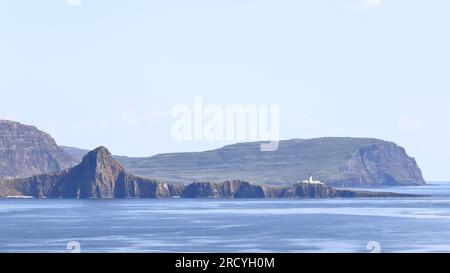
[300,175,324,185]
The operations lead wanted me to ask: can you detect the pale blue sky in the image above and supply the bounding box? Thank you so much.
[0,0,449,180]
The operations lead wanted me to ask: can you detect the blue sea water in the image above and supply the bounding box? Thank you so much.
[1,182,450,253]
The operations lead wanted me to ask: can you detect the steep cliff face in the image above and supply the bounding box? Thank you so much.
[280,182,334,198]
[0,170,421,199]
[0,120,425,187]
[69,138,425,187]
[339,142,426,187]
[182,180,265,199]
[178,180,419,199]
[0,143,425,199]
[0,120,76,179]
[0,147,183,199]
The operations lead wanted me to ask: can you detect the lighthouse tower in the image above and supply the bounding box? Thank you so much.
[300,174,324,185]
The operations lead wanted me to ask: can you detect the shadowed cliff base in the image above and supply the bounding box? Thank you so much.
[0,146,425,199]
[63,138,426,187]
[0,120,426,188]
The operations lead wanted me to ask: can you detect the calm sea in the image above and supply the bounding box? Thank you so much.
[1,182,450,253]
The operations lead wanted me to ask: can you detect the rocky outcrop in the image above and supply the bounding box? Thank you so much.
[0,120,425,188]
[179,181,421,199]
[0,146,183,199]
[0,120,76,179]
[182,180,266,199]
[332,189,421,198]
[65,138,425,187]
[340,142,426,187]
[0,145,425,199]
[279,182,334,198]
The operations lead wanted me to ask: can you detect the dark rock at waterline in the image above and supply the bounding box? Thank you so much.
[180,180,424,199]
[0,147,183,199]
[181,180,266,199]
[63,138,426,187]
[0,146,425,199]
[333,189,424,198]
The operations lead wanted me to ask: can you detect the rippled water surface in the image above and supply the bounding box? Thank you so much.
[1,182,450,253]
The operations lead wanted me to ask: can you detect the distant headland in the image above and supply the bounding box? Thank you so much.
[0,120,426,199]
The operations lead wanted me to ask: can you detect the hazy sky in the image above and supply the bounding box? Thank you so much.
[1,0,449,180]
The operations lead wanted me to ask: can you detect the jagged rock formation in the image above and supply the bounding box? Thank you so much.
[0,120,76,179]
[342,142,425,187]
[63,138,426,187]
[0,147,422,199]
[179,181,420,199]
[0,120,425,188]
[182,180,266,199]
[0,143,425,199]
[0,147,183,199]
[279,182,334,198]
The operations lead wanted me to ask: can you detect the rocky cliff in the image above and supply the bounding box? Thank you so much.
[182,180,266,198]
[65,138,425,187]
[0,146,421,199]
[179,180,419,199]
[279,182,335,198]
[0,146,183,199]
[0,120,76,179]
[342,142,425,187]
[1,120,426,188]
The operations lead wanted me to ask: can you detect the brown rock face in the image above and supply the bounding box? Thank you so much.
[85,138,426,187]
[60,146,124,198]
[0,162,422,199]
[0,143,425,199]
[0,120,76,179]
[281,182,334,199]
[182,180,266,198]
[340,142,426,187]
[0,146,184,199]
[178,180,421,199]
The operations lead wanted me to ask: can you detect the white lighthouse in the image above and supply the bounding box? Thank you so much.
[300,175,324,185]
